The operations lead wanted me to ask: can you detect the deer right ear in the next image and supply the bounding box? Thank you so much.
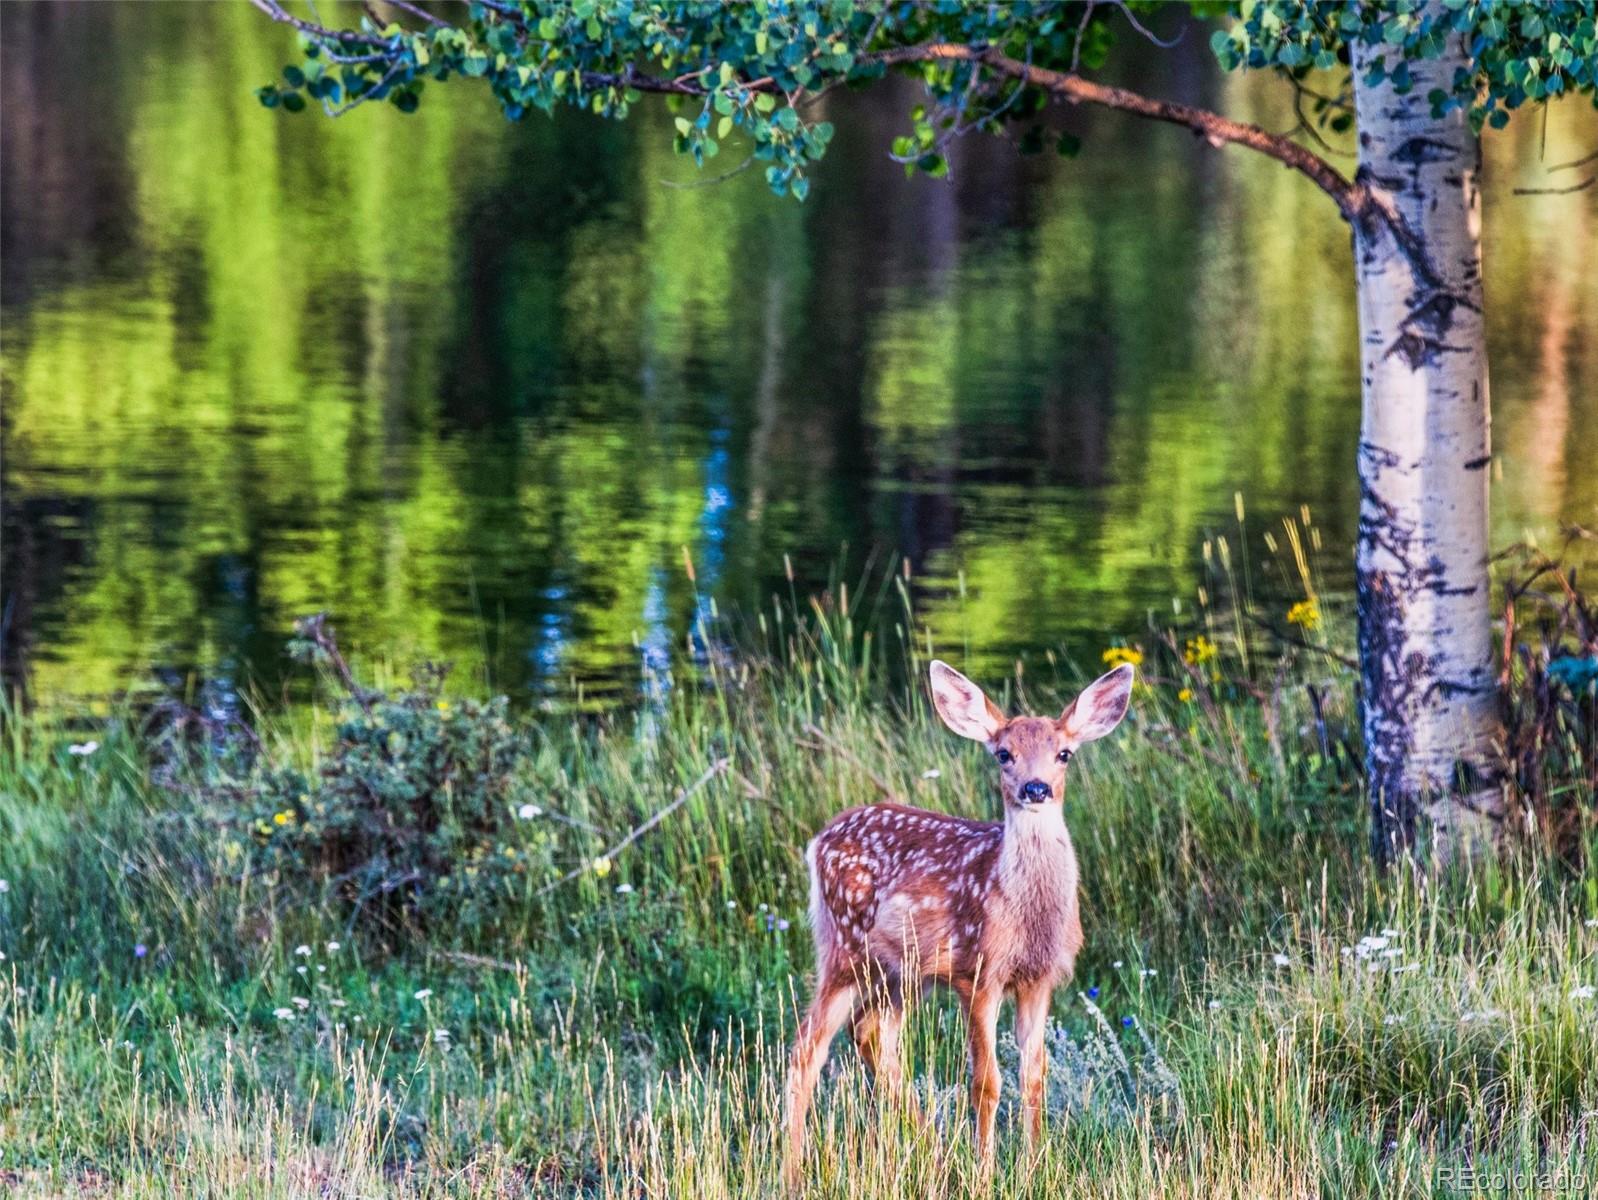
[929,661,1004,743]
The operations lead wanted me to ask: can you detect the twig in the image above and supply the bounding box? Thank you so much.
[659,154,756,190]
[1513,176,1595,196]
[799,722,904,802]
[1112,0,1182,49]
[294,613,375,711]
[1549,149,1598,173]
[437,949,520,973]
[534,757,730,897]
[386,0,450,29]
[1241,610,1358,669]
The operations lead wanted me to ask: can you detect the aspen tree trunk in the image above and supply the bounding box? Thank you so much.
[1350,28,1505,864]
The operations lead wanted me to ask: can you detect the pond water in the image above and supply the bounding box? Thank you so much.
[3,3,1595,711]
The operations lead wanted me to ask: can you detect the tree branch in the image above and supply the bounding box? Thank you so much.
[248,0,377,43]
[866,42,1364,220]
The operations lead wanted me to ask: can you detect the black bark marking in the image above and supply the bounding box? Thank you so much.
[1384,289,1477,369]
[1392,136,1458,167]
[1463,455,1490,470]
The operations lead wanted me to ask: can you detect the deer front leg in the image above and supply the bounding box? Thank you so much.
[965,984,1003,1173]
[1013,981,1052,1151]
[784,977,858,1190]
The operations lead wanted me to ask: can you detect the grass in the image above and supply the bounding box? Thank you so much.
[2,573,1596,1197]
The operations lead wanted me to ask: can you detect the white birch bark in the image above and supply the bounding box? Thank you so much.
[1350,23,1505,863]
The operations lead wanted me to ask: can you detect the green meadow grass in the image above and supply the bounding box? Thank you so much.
[2,591,1596,1197]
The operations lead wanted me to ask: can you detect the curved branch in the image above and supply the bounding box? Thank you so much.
[868,42,1363,219]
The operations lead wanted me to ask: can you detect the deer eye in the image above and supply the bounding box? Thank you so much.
[1057,748,1073,763]
[994,748,1013,766]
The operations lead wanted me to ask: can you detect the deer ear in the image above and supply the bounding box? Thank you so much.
[1061,664,1134,743]
[929,661,1004,743]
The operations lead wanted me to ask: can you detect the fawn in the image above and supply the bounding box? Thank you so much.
[783,659,1134,1182]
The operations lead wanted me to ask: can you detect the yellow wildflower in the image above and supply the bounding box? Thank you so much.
[1184,635,1218,665]
[1286,599,1321,631]
[273,811,293,826]
[1102,646,1144,669]
[593,856,613,878]
[1177,688,1193,703]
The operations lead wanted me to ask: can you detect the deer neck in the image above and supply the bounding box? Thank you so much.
[997,804,1076,899]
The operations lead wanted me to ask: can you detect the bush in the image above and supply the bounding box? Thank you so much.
[240,617,551,934]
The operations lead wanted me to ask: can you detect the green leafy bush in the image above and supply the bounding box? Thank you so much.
[241,619,552,934]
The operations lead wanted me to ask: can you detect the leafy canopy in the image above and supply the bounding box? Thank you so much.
[257,1,1598,198]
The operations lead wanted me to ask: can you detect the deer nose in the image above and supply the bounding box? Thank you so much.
[1021,779,1052,804]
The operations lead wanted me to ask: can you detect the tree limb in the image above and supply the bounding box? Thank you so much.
[248,0,377,43]
[866,42,1364,220]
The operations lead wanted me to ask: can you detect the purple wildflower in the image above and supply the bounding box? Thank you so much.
[1087,986,1099,999]
[134,943,148,959]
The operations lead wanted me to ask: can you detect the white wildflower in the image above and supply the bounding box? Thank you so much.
[1141,968,1158,978]
[294,945,312,957]
[291,996,310,1010]
[273,1008,294,1020]
[296,966,308,976]
[0,879,8,893]
[1208,999,1222,1010]
[921,768,942,780]
[516,803,542,820]
[433,1028,451,1044]
[1272,953,1292,968]
[68,741,99,756]
[615,883,634,894]
[1571,985,1596,1001]
[1113,960,1124,969]
[1585,919,1598,930]
[413,988,433,1001]
[329,999,347,1008]
[325,941,341,953]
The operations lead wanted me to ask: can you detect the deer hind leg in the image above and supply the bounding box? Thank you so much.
[1013,981,1052,1152]
[964,983,1004,1174]
[853,997,920,1118]
[784,973,858,1189]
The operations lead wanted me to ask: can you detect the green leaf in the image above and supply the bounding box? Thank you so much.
[674,116,693,135]
[717,115,733,139]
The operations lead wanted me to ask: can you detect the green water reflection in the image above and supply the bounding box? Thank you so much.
[3,3,1594,709]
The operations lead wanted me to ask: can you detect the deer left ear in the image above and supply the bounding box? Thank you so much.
[1060,664,1134,743]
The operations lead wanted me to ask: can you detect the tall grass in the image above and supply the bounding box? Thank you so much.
[1,547,1595,1196]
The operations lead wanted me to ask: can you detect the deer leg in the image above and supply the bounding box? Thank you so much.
[965,984,1004,1173]
[850,1005,881,1072]
[784,975,858,1189]
[1014,981,1052,1152]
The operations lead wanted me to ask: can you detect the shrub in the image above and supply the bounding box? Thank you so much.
[239,616,551,934]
